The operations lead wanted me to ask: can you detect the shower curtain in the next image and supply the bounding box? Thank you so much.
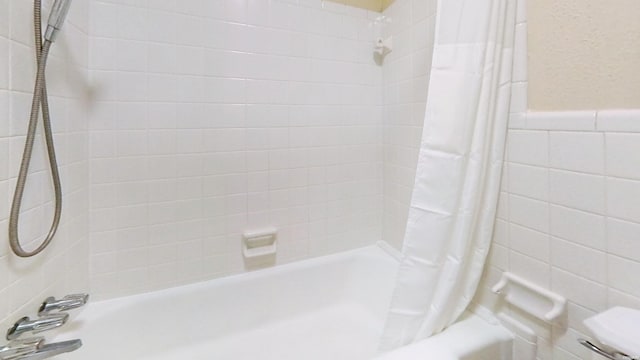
[380,0,516,351]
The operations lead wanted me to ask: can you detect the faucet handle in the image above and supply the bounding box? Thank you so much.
[0,337,44,359]
[21,339,82,360]
[38,294,88,316]
[6,314,69,341]
[0,337,82,360]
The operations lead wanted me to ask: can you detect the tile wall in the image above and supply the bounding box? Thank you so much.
[380,0,436,250]
[0,0,90,330]
[473,1,640,359]
[480,110,640,360]
[87,0,385,299]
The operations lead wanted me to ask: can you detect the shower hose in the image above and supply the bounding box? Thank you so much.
[9,0,63,257]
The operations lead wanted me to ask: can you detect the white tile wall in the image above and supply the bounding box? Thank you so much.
[87,0,385,299]
[481,119,640,360]
[0,0,90,330]
[473,1,640,358]
[381,0,437,250]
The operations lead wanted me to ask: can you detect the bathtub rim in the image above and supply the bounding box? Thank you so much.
[87,241,400,307]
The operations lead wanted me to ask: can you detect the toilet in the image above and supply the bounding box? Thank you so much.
[580,307,640,360]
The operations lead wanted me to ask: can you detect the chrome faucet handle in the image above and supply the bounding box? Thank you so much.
[16,339,82,360]
[0,338,82,360]
[6,314,69,341]
[0,337,44,360]
[38,294,88,316]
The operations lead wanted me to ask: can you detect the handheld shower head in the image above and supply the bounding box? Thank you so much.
[44,0,72,42]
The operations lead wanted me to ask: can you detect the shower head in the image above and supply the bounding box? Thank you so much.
[44,0,72,42]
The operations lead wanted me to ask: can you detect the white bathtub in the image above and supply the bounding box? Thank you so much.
[55,243,512,360]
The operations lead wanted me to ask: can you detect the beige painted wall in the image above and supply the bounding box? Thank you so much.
[327,0,381,11]
[326,0,396,12]
[381,0,395,10]
[528,0,640,110]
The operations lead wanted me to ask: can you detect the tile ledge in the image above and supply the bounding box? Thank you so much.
[526,111,596,131]
[507,110,640,132]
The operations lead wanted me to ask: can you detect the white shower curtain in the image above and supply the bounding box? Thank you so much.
[379,0,516,351]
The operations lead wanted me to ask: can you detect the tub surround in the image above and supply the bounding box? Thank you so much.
[87,0,384,300]
[0,0,90,331]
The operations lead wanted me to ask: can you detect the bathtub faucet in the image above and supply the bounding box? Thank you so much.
[0,337,82,360]
[38,294,89,316]
[6,314,68,341]
[2,294,88,359]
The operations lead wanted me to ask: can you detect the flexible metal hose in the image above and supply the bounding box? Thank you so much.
[9,0,63,257]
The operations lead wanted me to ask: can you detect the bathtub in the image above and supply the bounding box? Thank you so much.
[55,243,512,360]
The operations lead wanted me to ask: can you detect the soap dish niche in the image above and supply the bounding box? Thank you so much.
[242,227,277,268]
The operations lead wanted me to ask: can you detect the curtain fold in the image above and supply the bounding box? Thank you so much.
[379,0,517,351]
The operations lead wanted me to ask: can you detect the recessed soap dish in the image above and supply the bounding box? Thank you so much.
[492,272,567,324]
[242,227,277,260]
